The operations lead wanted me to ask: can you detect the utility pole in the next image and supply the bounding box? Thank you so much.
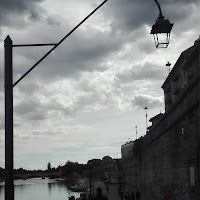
[166,62,171,74]
[89,166,92,198]
[135,126,138,139]
[144,107,148,132]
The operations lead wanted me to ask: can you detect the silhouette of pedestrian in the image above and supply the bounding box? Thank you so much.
[136,191,141,200]
[131,191,135,200]
[71,196,75,200]
[92,187,108,200]
[106,185,109,194]
[82,193,86,200]
[124,190,130,200]
[120,190,123,200]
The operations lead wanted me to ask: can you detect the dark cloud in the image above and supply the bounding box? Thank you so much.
[12,26,126,83]
[0,0,45,28]
[0,0,43,11]
[47,16,61,26]
[103,0,199,36]
[28,7,43,21]
[103,0,165,32]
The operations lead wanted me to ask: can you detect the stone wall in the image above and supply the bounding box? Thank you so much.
[141,107,199,200]
[120,40,200,200]
[121,93,199,200]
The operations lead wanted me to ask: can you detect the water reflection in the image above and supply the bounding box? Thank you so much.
[48,182,52,194]
[0,178,80,200]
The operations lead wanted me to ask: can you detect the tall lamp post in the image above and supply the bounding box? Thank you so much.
[144,107,148,133]
[4,1,108,200]
[89,165,92,198]
[166,62,171,74]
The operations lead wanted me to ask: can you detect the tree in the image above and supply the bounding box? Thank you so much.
[47,162,51,171]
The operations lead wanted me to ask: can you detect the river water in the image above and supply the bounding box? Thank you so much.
[0,178,80,200]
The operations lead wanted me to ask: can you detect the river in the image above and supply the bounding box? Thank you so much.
[0,178,80,200]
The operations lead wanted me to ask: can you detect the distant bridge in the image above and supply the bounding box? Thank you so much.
[14,172,61,180]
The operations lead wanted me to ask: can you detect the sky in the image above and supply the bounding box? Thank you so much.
[0,0,199,170]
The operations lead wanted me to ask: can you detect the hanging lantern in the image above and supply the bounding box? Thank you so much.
[151,15,173,48]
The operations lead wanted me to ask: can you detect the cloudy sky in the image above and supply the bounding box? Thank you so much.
[0,0,199,170]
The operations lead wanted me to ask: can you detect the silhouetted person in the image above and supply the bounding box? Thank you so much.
[106,185,109,194]
[71,196,75,200]
[82,193,86,200]
[136,191,141,200]
[118,186,121,194]
[118,185,123,200]
[131,191,135,200]
[92,187,108,200]
[124,190,130,200]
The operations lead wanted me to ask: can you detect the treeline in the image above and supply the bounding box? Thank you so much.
[0,161,89,180]
[57,161,88,176]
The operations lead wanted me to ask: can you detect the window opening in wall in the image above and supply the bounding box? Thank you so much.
[189,166,195,186]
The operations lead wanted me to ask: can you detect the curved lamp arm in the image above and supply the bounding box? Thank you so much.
[153,0,163,18]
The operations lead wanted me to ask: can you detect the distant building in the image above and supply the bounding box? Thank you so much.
[148,113,164,132]
[102,156,115,165]
[101,157,123,183]
[87,159,102,167]
[86,156,124,183]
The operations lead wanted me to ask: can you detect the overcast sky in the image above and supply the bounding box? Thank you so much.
[0,0,199,170]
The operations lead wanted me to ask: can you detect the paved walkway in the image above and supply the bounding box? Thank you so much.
[93,181,122,200]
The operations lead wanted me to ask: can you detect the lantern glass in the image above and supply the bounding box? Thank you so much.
[152,32,171,48]
[151,17,173,48]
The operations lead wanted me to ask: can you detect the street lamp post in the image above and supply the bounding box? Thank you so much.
[4,1,108,200]
[166,62,171,74]
[4,36,14,200]
[144,107,148,133]
[89,166,92,198]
